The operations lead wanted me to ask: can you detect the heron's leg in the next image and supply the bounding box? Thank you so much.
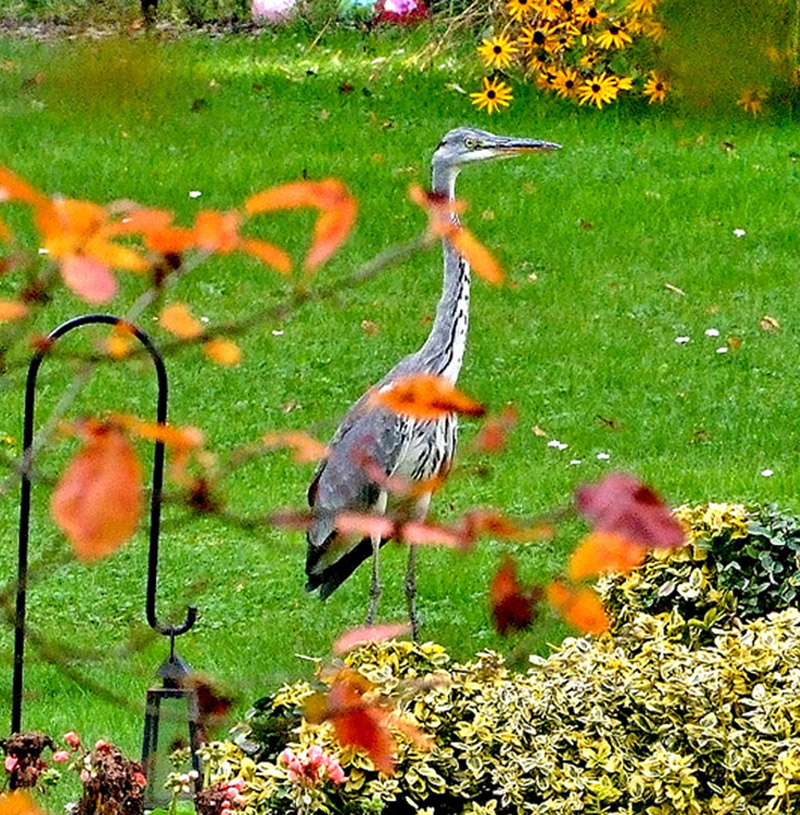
[405,492,431,641]
[366,533,382,625]
[405,544,419,641]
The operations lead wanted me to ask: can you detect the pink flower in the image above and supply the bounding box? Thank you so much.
[63,731,81,750]
[327,760,346,785]
[225,786,239,800]
[307,746,324,768]
[227,777,245,792]
[4,756,18,773]
[94,740,111,753]
[80,769,91,783]
[53,751,70,764]
[251,0,297,23]
[133,772,147,787]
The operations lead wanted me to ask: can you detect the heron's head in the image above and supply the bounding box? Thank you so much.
[432,127,561,170]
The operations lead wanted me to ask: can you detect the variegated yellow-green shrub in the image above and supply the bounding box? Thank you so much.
[600,503,800,643]
[203,613,800,814]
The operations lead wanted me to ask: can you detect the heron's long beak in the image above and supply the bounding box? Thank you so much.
[493,137,561,156]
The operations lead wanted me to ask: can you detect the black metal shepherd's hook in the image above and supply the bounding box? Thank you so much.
[11,314,197,735]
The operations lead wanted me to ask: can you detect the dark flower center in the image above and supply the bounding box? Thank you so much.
[566,79,574,88]
[494,45,503,53]
[656,82,663,90]
[589,8,597,17]
[562,0,572,9]
[488,90,496,98]
[533,30,546,44]
[592,83,600,92]
[609,25,619,34]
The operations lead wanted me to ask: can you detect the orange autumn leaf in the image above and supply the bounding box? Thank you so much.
[0,166,49,208]
[335,512,395,541]
[0,792,45,815]
[240,238,292,274]
[262,430,328,463]
[333,622,411,655]
[114,415,204,452]
[306,669,396,776]
[194,210,241,254]
[546,580,610,636]
[489,554,541,635]
[51,421,143,560]
[371,374,485,421]
[567,531,648,582]
[305,194,357,271]
[105,321,136,359]
[464,509,554,544]
[160,303,204,340]
[61,255,118,304]
[0,299,29,323]
[449,227,504,285]
[203,337,242,366]
[245,179,357,271]
[409,184,504,285]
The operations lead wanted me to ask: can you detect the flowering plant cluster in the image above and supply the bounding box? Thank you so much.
[278,747,346,786]
[472,0,668,113]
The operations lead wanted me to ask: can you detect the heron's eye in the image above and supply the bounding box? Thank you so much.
[464,137,478,149]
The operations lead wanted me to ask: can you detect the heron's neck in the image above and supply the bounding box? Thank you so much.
[418,161,470,384]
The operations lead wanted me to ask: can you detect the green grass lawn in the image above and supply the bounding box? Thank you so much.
[1,23,800,797]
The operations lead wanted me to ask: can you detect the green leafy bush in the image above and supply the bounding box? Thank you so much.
[600,503,800,642]
[206,620,800,814]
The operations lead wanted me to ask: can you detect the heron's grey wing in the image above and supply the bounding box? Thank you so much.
[305,405,408,597]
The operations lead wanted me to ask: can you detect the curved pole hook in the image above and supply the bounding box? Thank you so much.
[11,313,197,735]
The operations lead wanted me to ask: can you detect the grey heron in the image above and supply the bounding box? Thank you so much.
[305,127,560,636]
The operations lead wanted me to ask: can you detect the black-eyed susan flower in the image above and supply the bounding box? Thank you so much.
[534,0,563,21]
[595,23,632,48]
[553,67,580,98]
[478,33,519,69]
[577,72,618,107]
[527,49,552,73]
[576,4,604,27]
[536,70,558,91]
[507,0,534,20]
[640,17,665,42]
[643,72,669,103]
[578,50,602,69]
[470,76,514,113]
[737,88,766,116]
[627,0,656,13]
[519,25,556,51]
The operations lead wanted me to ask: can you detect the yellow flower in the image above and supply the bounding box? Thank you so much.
[553,67,580,98]
[470,77,514,114]
[577,72,619,107]
[478,33,518,69]
[595,23,632,49]
[643,72,669,103]
[576,3,605,27]
[526,49,552,73]
[533,0,563,21]
[536,70,558,91]
[640,17,665,42]
[506,0,534,20]
[612,74,633,91]
[518,25,556,52]
[579,50,602,69]
[737,88,766,116]
[627,0,656,13]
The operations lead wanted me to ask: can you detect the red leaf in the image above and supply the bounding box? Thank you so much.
[60,255,117,304]
[371,374,485,420]
[546,580,609,635]
[399,520,468,548]
[489,554,541,635]
[575,472,686,549]
[333,623,411,655]
[335,512,395,541]
[51,421,143,560]
[471,405,518,453]
[309,670,395,776]
[568,531,648,581]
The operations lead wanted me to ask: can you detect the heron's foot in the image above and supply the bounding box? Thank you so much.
[405,546,420,641]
